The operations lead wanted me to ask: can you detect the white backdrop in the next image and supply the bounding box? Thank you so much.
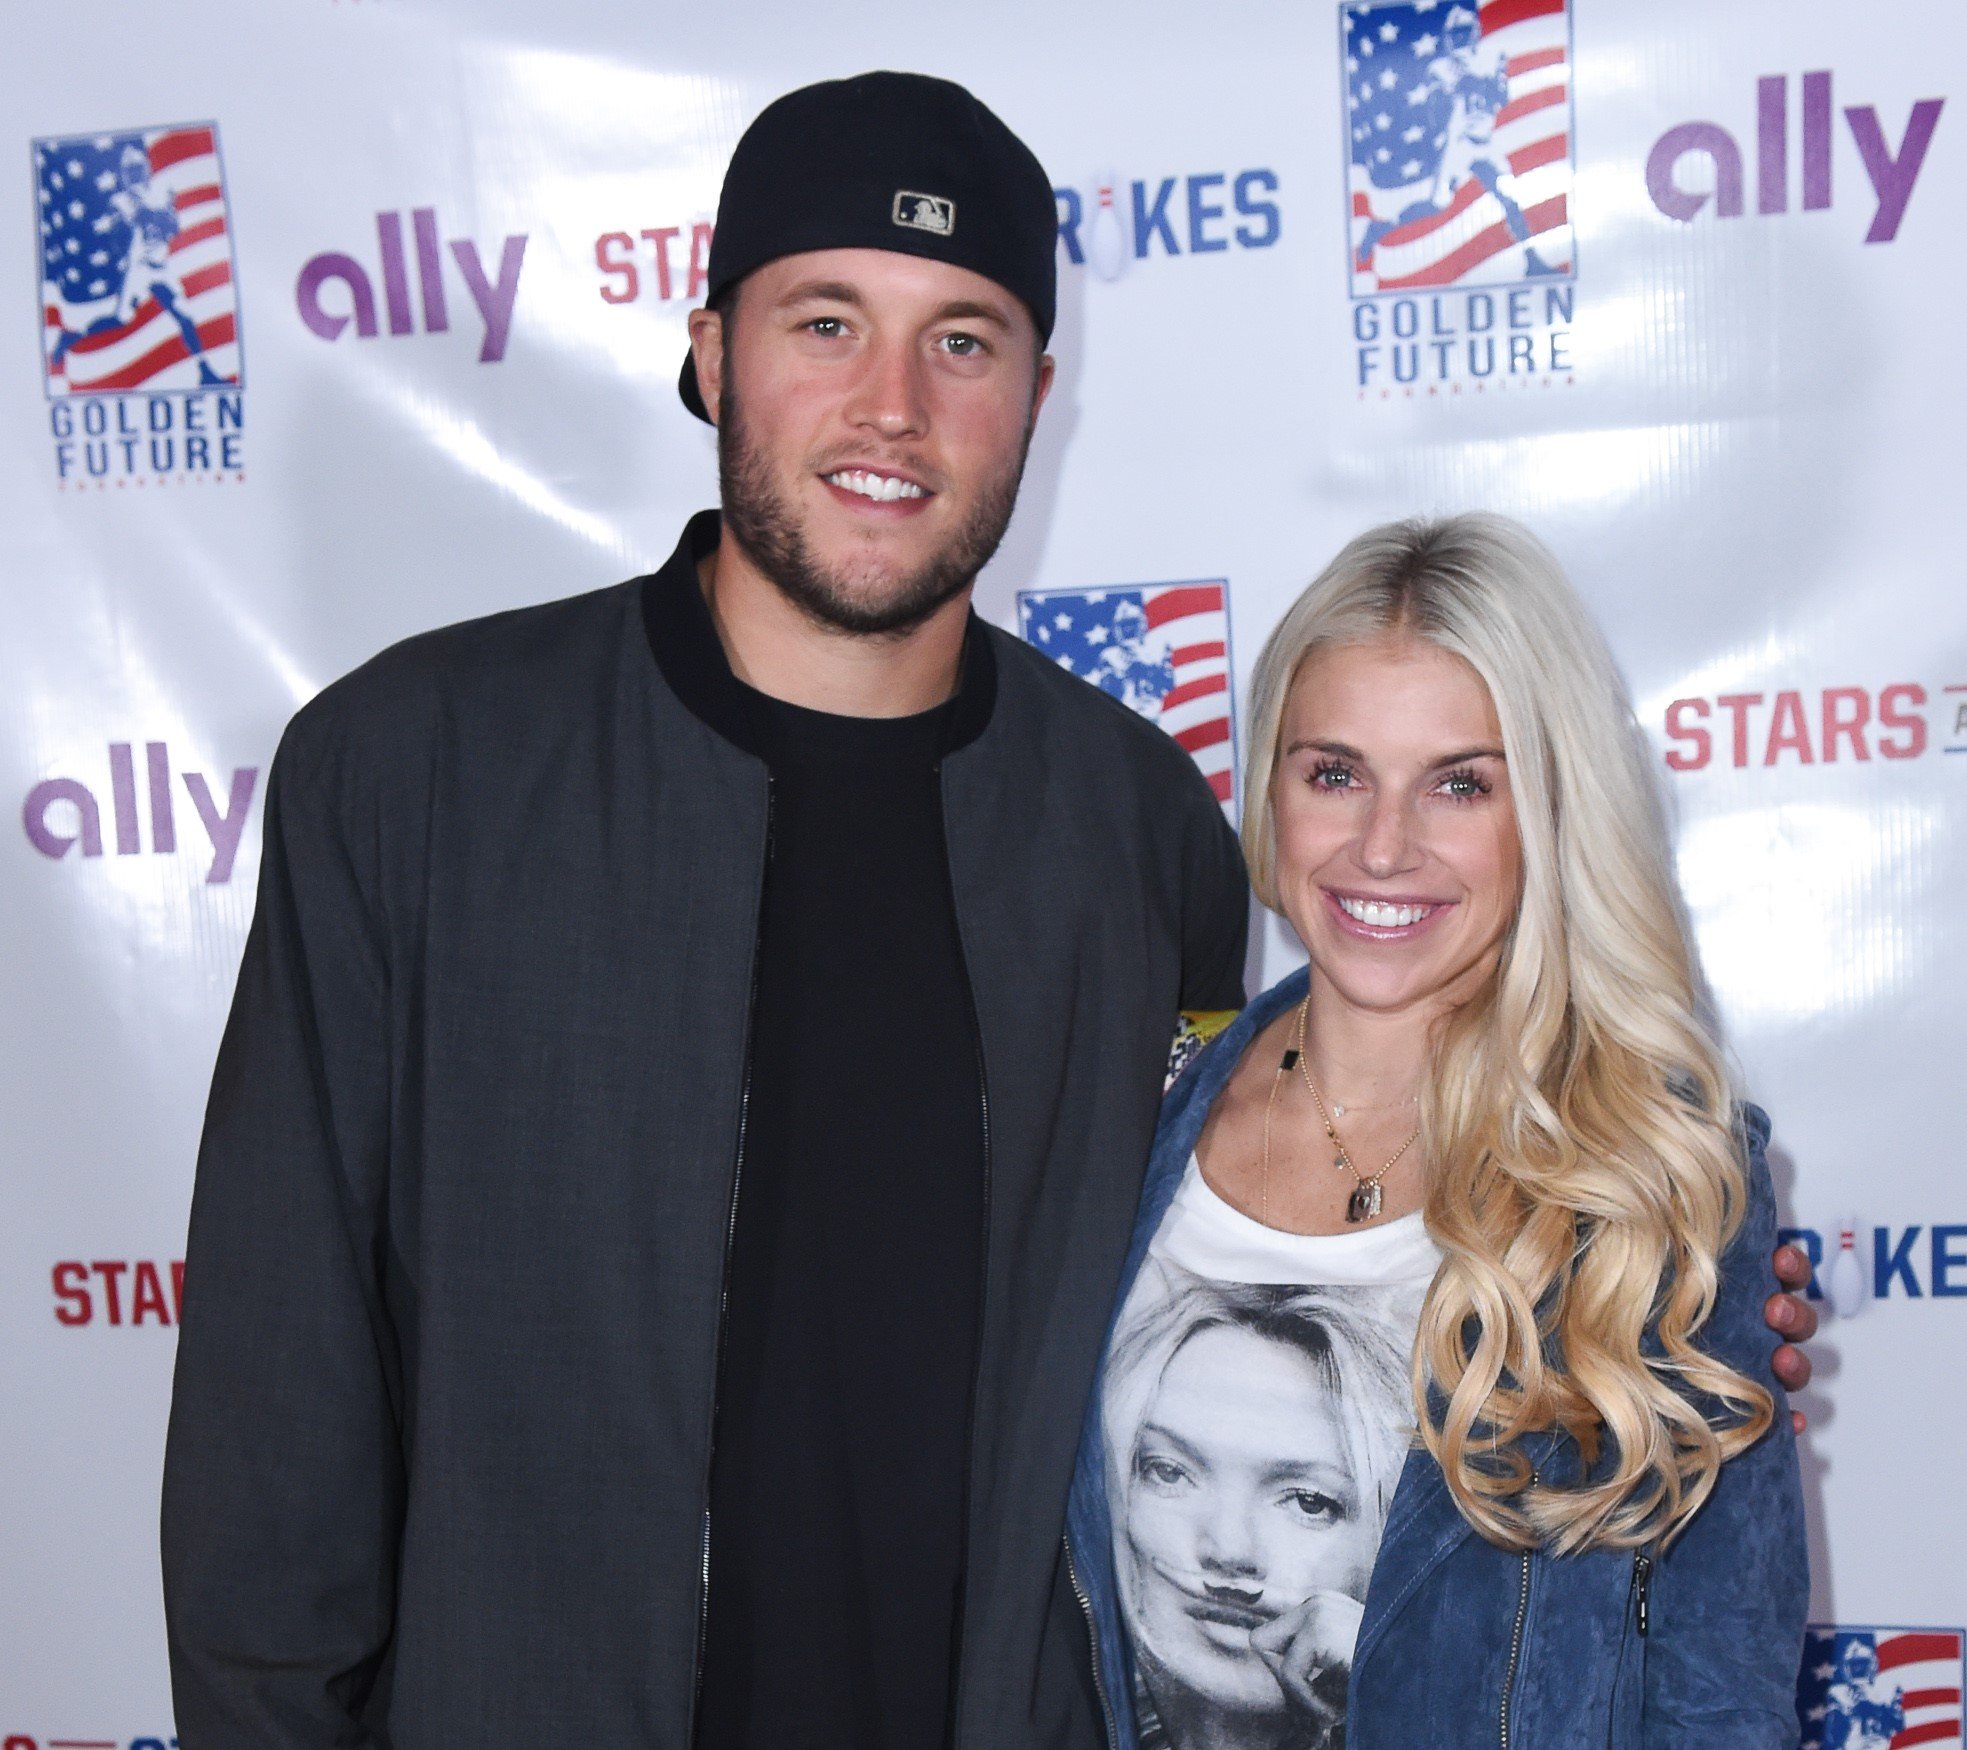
[5,1,1961,1744]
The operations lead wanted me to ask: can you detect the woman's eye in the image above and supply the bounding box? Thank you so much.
[1310,761,1356,790]
[1438,766,1491,800]
[1137,1454,1193,1491]
[1281,1488,1345,1524]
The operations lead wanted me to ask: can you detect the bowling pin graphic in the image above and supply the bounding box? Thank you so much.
[1825,1218,1866,1319]
[1088,174,1130,282]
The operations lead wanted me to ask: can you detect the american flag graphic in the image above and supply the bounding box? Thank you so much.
[1343,0,1574,296]
[1016,582,1236,808]
[36,122,242,396]
[1797,1626,1965,1750]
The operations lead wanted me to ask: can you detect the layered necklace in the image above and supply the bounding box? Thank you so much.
[1260,992,1420,1225]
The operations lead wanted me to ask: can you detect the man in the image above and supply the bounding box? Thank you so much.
[162,69,1817,1750]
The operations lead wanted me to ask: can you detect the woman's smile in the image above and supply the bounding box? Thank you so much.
[1322,887,1457,941]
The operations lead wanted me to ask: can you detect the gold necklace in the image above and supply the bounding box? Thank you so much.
[1323,1092,1416,1118]
[1261,994,1420,1225]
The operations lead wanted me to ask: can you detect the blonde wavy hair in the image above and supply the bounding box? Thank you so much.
[1242,513,1771,1554]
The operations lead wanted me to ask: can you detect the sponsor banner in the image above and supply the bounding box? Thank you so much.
[1053,167,1284,280]
[1016,582,1238,807]
[1777,1222,1967,1310]
[37,123,241,397]
[1797,1626,1965,1749]
[295,209,530,362]
[1646,71,1945,244]
[20,742,261,884]
[35,121,245,486]
[1344,0,1575,297]
[1343,0,1577,394]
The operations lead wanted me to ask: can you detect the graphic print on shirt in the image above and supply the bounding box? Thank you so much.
[1102,1236,1428,1749]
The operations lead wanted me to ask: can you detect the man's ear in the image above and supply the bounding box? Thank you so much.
[1030,352,1057,427]
[687,305,726,427]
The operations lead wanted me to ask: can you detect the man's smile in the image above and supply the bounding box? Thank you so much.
[819,464,935,515]
[823,466,928,502]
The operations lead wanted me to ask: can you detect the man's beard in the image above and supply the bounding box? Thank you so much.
[717,382,1031,639]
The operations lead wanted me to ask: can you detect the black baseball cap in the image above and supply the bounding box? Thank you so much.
[679,70,1057,422]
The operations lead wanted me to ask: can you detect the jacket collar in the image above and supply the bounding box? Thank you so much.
[638,509,997,759]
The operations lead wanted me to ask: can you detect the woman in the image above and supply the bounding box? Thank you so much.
[1066,514,1808,1749]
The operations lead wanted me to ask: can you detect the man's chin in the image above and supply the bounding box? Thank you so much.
[774,534,960,616]
[768,560,966,640]
[802,589,958,640]
[807,530,934,585]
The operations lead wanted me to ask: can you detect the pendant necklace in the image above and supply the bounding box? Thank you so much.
[1261,993,1420,1225]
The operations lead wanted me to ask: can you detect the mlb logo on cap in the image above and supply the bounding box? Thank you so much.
[893,191,956,235]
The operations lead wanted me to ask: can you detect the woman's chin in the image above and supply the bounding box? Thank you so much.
[1141,1629,1281,1715]
[1305,953,1452,1018]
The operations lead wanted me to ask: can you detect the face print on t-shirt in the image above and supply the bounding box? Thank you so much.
[1102,1241,1429,1750]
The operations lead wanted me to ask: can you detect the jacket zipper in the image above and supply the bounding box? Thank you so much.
[1629,1552,1652,1638]
[686,775,774,1744]
[1499,1550,1531,1750]
[941,760,995,1750]
[1064,1538,1120,1750]
[1499,1468,1538,1750]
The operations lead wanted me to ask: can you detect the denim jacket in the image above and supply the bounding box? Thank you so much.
[1065,968,1809,1749]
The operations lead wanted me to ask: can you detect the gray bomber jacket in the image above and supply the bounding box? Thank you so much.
[161,511,1249,1748]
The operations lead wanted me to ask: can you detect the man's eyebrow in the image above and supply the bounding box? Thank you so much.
[771,285,1015,331]
[932,298,1014,330]
[776,280,866,310]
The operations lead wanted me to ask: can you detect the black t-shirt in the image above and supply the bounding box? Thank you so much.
[689,613,989,1749]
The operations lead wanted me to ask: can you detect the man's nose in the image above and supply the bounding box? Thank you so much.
[844,334,929,440]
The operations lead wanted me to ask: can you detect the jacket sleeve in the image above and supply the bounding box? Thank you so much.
[161,720,403,1746]
[1642,1104,1809,1749]
[1177,778,1250,1013]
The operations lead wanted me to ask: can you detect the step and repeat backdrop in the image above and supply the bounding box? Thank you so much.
[4,0,1961,1743]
